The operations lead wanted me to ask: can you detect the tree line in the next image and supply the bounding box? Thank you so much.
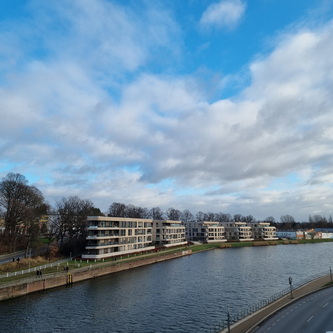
[1,172,333,255]
[0,173,102,255]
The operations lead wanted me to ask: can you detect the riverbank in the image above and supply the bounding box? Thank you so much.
[0,249,192,301]
[190,238,333,253]
[1,238,333,301]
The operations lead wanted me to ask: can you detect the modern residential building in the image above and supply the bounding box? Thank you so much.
[250,222,278,240]
[83,216,187,260]
[184,221,226,243]
[82,216,155,260]
[152,220,187,247]
[222,222,254,241]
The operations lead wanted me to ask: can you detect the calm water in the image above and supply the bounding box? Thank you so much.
[1,243,333,332]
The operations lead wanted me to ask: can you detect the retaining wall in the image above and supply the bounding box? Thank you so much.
[0,250,192,301]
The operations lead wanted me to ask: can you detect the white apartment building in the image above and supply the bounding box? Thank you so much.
[184,221,227,243]
[82,216,155,260]
[152,220,187,247]
[222,222,254,241]
[250,222,278,240]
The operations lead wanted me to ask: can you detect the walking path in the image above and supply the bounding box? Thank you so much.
[224,274,332,333]
[0,251,26,265]
[0,258,70,279]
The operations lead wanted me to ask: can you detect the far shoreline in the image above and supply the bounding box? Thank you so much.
[190,237,333,253]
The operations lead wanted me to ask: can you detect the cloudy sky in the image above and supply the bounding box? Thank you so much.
[1,0,333,221]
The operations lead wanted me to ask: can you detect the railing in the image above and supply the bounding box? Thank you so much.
[86,243,119,248]
[204,271,329,333]
[0,258,71,279]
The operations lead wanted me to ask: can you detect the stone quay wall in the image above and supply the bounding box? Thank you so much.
[0,250,192,301]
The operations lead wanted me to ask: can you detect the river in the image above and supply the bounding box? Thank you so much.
[1,242,332,332]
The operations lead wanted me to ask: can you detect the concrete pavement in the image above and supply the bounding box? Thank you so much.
[223,274,332,333]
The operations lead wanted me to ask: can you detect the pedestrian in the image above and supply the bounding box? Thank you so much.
[36,270,39,278]
[40,270,42,278]
[12,257,15,262]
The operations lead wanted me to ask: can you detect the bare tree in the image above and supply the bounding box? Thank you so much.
[244,215,255,223]
[126,204,146,218]
[217,213,232,222]
[55,196,95,254]
[233,214,243,222]
[280,215,295,223]
[166,207,181,220]
[181,210,194,223]
[49,213,66,248]
[196,211,207,222]
[0,173,47,251]
[150,207,164,220]
[205,212,215,221]
[108,202,126,217]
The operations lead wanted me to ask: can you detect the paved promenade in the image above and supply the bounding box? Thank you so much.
[223,274,332,333]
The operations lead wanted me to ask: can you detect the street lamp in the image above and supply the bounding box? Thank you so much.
[227,307,231,333]
[289,276,293,299]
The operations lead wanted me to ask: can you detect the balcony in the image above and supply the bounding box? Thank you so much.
[86,241,119,249]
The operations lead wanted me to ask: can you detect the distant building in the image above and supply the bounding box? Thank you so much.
[276,230,306,239]
[152,220,187,247]
[184,221,226,243]
[314,229,333,239]
[38,215,49,231]
[250,222,278,240]
[222,222,254,242]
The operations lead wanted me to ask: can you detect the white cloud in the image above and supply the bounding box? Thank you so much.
[2,1,333,221]
[200,0,246,30]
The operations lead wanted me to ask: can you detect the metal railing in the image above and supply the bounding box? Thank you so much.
[204,271,329,333]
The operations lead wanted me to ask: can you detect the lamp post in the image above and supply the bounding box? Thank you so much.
[227,307,231,333]
[289,276,293,299]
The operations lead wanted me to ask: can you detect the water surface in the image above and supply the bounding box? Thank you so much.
[1,243,332,332]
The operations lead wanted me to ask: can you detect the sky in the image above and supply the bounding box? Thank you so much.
[1,0,333,221]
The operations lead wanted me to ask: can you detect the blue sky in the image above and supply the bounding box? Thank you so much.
[1,0,333,221]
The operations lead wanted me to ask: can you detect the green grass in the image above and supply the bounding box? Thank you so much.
[189,243,222,252]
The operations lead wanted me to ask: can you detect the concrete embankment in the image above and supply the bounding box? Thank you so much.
[0,250,192,301]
